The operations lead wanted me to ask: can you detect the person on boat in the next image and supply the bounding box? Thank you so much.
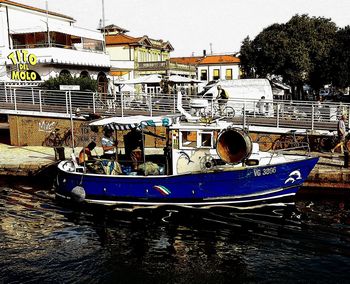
[331,114,347,154]
[101,128,117,159]
[124,128,143,170]
[216,85,229,114]
[78,141,97,164]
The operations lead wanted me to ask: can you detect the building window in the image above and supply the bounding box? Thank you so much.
[97,72,108,94]
[82,38,103,52]
[139,50,146,62]
[200,132,213,148]
[180,131,197,148]
[213,69,220,80]
[80,71,90,78]
[59,70,71,77]
[200,70,207,81]
[225,69,232,80]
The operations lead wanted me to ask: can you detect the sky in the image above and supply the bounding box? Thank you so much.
[15,0,350,57]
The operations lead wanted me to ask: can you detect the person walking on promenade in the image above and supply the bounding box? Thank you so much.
[331,114,347,154]
[256,96,266,115]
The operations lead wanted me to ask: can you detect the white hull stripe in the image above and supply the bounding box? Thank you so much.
[202,186,293,201]
[79,192,296,206]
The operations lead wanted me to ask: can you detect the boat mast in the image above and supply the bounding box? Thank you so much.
[46,0,51,47]
[141,127,146,165]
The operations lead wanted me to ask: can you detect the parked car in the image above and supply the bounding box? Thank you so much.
[333,92,350,103]
[319,89,331,98]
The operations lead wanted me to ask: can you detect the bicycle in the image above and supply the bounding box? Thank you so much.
[210,103,235,118]
[272,130,309,150]
[42,128,76,147]
[241,125,273,152]
[319,131,350,152]
[254,134,274,151]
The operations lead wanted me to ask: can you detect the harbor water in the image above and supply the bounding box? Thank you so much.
[1,177,350,283]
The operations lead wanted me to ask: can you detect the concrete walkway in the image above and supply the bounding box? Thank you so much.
[0,144,69,176]
[303,152,350,189]
[0,144,106,176]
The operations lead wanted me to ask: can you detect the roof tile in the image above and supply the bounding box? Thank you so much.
[199,55,240,65]
[171,55,240,66]
[106,34,173,50]
[0,0,74,21]
[170,57,203,65]
[106,34,141,45]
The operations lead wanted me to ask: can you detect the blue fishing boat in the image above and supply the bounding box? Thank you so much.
[55,114,318,209]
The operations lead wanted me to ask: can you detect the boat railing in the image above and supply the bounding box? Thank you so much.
[268,142,311,163]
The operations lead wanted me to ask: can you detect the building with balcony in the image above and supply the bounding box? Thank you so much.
[103,25,196,85]
[171,53,241,83]
[0,0,110,91]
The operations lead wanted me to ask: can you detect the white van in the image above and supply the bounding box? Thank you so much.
[201,79,274,116]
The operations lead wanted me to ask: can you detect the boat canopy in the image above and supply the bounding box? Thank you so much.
[89,115,173,130]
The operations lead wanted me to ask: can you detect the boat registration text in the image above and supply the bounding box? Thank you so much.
[253,167,277,177]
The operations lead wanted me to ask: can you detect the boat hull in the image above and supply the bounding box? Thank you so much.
[56,157,318,208]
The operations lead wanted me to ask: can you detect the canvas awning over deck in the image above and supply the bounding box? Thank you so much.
[89,115,173,130]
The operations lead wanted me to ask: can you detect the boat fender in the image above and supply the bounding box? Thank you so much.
[71,186,86,202]
[216,128,252,164]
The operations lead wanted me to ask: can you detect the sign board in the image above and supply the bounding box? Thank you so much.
[7,49,41,81]
[59,85,81,91]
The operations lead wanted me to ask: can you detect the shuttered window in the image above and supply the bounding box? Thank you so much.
[213,69,220,80]
[225,69,232,80]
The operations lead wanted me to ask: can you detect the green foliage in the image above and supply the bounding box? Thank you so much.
[330,26,350,88]
[240,37,255,78]
[239,14,339,98]
[41,75,97,91]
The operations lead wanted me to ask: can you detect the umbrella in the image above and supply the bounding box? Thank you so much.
[168,75,202,83]
[119,74,162,84]
[120,84,136,92]
[141,74,162,84]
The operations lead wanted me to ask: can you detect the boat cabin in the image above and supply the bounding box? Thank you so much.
[85,115,254,176]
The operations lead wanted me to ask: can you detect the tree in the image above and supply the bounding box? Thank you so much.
[330,26,350,89]
[239,14,337,99]
[285,15,337,91]
[240,36,255,78]
[252,24,289,78]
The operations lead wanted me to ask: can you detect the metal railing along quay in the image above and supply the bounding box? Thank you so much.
[0,85,349,132]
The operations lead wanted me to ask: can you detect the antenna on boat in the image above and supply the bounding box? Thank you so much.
[69,90,75,154]
[60,85,80,155]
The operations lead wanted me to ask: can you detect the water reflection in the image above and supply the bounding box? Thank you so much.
[1,179,350,283]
